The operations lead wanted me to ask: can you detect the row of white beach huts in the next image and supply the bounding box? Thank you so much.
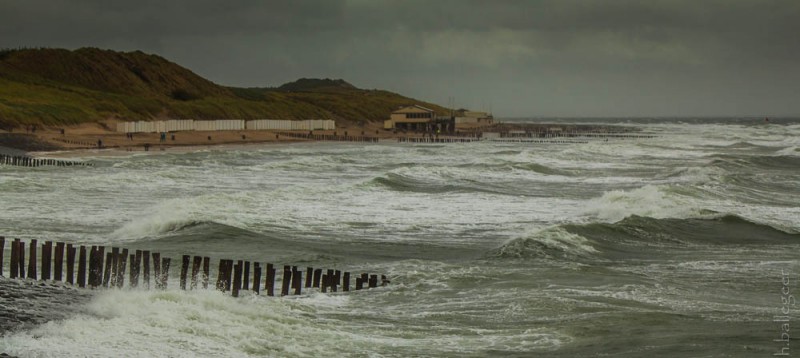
[116,119,336,133]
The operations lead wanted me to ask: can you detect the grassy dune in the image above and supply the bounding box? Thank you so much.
[0,47,448,128]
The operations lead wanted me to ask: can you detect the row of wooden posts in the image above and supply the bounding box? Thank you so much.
[397,137,482,143]
[275,132,380,143]
[0,237,386,297]
[51,137,100,148]
[488,139,590,144]
[0,154,91,167]
[498,132,657,139]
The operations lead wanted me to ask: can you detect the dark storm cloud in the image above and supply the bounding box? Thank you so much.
[1,0,798,116]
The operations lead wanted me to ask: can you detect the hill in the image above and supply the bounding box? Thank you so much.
[0,47,449,128]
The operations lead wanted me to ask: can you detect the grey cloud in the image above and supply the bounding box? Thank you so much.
[0,0,798,116]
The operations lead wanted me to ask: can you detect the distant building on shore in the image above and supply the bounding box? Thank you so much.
[384,105,436,131]
[383,105,493,133]
[454,110,494,127]
[383,105,458,133]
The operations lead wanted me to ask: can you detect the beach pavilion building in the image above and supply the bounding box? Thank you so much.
[384,105,455,133]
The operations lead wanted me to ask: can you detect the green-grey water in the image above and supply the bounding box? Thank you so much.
[1,118,799,357]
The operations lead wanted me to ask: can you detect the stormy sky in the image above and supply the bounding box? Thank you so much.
[1,0,798,117]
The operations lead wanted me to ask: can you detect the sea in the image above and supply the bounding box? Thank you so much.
[1,118,799,357]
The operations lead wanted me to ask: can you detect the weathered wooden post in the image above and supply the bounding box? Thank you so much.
[343,272,350,292]
[66,244,75,284]
[293,269,302,295]
[216,259,227,291]
[103,251,114,287]
[41,241,52,280]
[110,248,120,286]
[266,263,275,296]
[305,267,313,288]
[54,242,64,281]
[369,274,378,288]
[243,261,250,290]
[202,257,210,289]
[9,239,18,279]
[117,249,128,288]
[17,240,24,278]
[77,246,87,287]
[253,263,261,295]
[0,236,4,277]
[313,269,322,288]
[160,257,171,289]
[142,250,151,289]
[281,265,291,296]
[224,260,233,292]
[152,252,162,289]
[326,269,335,292]
[321,274,328,293]
[27,239,37,279]
[180,255,190,290]
[87,246,97,288]
[355,277,363,290]
[131,250,142,288]
[332,270,341,292]
[190,256,202,290]
[129,253,137,287]
[232,261,243,297]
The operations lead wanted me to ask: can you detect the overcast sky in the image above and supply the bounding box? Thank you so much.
[1,0,798,117]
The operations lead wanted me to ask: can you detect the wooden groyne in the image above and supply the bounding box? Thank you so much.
[0,154,91,167]
[497,132,657,139]
[398,137,481,143]
[0,237,387,297]
[51,137,100,148]
[275,131,380,143]
[488,139,590,144]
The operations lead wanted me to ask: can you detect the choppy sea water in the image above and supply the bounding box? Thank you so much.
[1,118,799,357]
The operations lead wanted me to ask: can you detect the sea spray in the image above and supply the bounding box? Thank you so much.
[582,184,700,222]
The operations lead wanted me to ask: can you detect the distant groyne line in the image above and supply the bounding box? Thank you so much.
[275,131,380,143]
[0,154,91,168]
[0,237,387,298]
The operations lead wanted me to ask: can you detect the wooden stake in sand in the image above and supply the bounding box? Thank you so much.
[180,255,190,290]
[41,241,52,281]
[66,244,76,284]
[77,246,86,288]
[191,256,202,290]
[54,242,65,281]
[27,239,37,279]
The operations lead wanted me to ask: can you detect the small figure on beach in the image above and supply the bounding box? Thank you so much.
[97,139,103,148]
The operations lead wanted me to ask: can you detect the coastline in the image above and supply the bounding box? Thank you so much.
[2,120,486,157]
[0,120,409,157]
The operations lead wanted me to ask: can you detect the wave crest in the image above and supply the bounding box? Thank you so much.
[582,185,701,223]
[491,227,598,260]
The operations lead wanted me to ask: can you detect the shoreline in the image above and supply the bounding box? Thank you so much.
[0,120,635,157]
[0,120,489,156]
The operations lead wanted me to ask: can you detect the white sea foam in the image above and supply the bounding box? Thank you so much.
[582,185,701,222]
[110,194,251,241]
[495,226,599,259]
[775,146,800,156]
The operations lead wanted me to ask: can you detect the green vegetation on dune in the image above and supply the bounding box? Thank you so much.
[0,48,449,128]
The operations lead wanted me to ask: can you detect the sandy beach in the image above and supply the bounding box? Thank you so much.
[0,120,407,155]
